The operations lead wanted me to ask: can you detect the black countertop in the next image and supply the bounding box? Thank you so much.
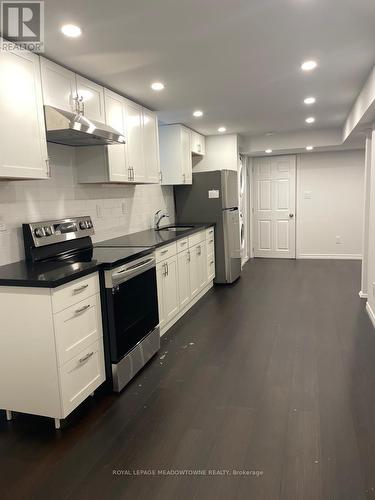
[0,224,213,288]
[95,223,214,249]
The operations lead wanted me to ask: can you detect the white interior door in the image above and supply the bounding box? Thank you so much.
[253,155,296,258]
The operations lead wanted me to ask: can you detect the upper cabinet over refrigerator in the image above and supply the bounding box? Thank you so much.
[0,43,49,179]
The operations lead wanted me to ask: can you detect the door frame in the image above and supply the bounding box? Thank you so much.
[250,154,297,259]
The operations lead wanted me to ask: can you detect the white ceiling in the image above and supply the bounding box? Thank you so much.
[43,0,375,136]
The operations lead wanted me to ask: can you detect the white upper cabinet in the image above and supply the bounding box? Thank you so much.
[104,89,128,182]
[76,75,105,122]
[40,57,77,113]
[0,46,49,179]
[191,131,205,156]
[124,99,145,183]
[159,124,193,185]
[142,108,160,183]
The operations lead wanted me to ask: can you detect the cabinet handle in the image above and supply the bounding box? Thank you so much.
[163,262,167,277]
[182,173,186,184]
[75,304,90,314]
[187,250,191,262]
[160,249,168,255]
[208,230,213,234]
[79,351,94,364]
[73,284,89,294]
[209,239,214,244]
[210,260,214,265]
[180,241,187,246]
[166,262,169,276]
[197,245,201,256]
[128,167,132,181]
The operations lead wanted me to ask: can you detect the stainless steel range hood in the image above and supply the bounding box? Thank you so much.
[44,105,126,147]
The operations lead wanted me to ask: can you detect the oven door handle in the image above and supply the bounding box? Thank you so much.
[111,257,155,286]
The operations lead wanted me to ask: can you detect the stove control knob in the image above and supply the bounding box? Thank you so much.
[34,227,44,238]
[44,226,52,236]
[86,220,92,229]
[79,221,88,230]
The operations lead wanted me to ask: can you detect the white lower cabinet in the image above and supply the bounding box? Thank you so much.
[156,255,179,329]
[157,228,215,335]
[177,249,191,309]
[0,272,105,428]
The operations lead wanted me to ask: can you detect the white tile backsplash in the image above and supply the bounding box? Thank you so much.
[0,143,175,266]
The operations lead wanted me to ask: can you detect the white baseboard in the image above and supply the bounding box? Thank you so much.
[297,254,362,260]
[359,291,368,299]
[366,302,375,329]
[160,281,214,337]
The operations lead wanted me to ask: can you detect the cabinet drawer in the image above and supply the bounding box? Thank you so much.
[188,230,205,248]
[52,273,99,313]
[59,339,105,418]
[54,294,102,365]
[177,237,189,253]
[207,233,215,255]
[207,252,215,281]
[155,242,177,263]
[206,227,215,240]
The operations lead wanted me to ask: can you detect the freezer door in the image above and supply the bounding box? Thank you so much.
[221,170,239,209]
[223,208,241,283]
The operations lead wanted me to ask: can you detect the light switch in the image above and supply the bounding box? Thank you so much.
[304,191,312,199]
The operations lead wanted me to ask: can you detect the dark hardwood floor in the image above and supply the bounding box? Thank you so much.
[1,259,375,500]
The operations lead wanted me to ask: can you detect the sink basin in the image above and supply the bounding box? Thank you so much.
[156,226,194,232]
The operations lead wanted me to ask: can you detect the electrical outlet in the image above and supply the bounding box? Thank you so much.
[0,223,7,232]
[335,236,341,244]
[96,204,103,218]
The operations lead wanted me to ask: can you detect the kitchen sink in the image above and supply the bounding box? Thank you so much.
[156,226,194,232]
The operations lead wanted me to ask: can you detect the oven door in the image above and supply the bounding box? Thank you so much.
[106,260,159,363]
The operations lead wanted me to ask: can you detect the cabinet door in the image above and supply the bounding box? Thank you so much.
[181,127,192,184]
[156,263,166,330]
[164,256,179,323]
[125,100,146,182]
[189,244,200,299]
[177,249,191,310]
[40,58,77,113]
[197,241,208,291]
[0,47,48,179]
[143,108,160,183]
[76,75,105,122]
[104,89,127,182]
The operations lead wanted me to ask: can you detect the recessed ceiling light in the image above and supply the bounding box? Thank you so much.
[306,145,314,151]
[218,126,226,133]
[305,116,315,124]
[61,24,82,38]
[265,149,272,154]
[151,82,165,91]
[301,60,317,71]
[304,96,316,105]
[193,110,203,118]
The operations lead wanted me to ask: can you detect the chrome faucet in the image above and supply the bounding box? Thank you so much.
[154,210,169,230]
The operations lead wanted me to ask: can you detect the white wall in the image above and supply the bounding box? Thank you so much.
[194,134,239,172]
[0,144,175,266]
[366,128,375,323]
[296,150,365,259]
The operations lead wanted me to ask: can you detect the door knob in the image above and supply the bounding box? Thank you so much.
[289,213,294,218]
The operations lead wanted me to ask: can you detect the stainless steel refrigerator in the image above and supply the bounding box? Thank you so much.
[174,170,241,284]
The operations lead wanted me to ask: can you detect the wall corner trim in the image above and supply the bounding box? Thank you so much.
[366,302,375,329]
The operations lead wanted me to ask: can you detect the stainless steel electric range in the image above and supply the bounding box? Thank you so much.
[22,216,160,393]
